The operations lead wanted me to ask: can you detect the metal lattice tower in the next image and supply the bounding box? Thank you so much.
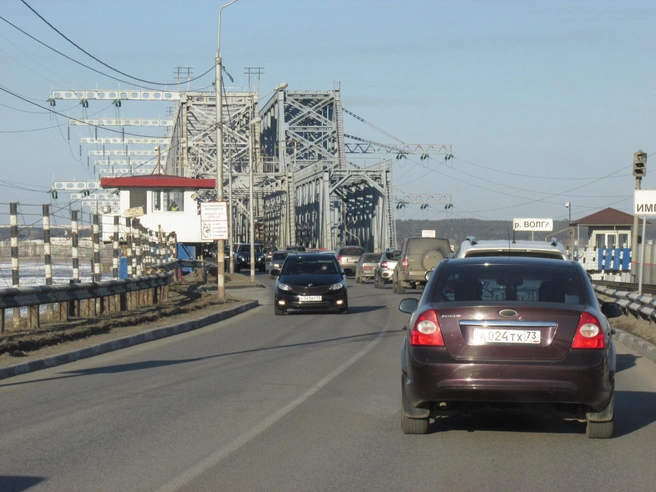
[49,85,448,251]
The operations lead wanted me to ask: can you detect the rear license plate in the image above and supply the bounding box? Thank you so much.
[299,295,322,301]
[472,328,541,345]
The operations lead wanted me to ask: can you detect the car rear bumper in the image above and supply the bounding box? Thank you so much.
[403,346,613,413]
[401,270,429,284]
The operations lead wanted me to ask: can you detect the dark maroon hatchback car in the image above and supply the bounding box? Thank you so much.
[399,256,623,438]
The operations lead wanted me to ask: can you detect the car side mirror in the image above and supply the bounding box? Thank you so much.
[601,301,623,319]
[399,298,419,314]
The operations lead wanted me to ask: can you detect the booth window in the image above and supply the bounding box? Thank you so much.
[153,190,184,212]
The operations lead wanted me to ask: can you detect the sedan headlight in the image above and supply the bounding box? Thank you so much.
[277,283,292,291]
[328,282,344,291]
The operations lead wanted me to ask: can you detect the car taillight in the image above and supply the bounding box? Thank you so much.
[402,258,408,270]
[409,309,445,346]
[572,311,605,349]
[381,261,388,268]
[337,256,343,262]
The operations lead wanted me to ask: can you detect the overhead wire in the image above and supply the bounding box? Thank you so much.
[395,153,629,200]
[15,2,214,87]
[0,84,175,138]
[0,31,75,86]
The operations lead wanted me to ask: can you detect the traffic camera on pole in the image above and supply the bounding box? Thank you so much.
[633,150,647,178]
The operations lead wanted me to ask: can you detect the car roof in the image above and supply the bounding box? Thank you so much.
[445,256,576,268]
[455,237,568,259]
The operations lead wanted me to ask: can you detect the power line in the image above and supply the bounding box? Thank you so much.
[18,1,214,87]
[0,84,178,138]
[0,31,75,86]
[0,13,214,90]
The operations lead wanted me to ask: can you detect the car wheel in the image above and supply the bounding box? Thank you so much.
[586,419,613,439]
[401,413,429,435]
[395,278,405,295]
[355,275,361,284]
[234,265,240,273]
[274,305,285,315]
[339,304,349,314]
[586,394,614,439]
[259,265,265,272]
[374,276,381,289]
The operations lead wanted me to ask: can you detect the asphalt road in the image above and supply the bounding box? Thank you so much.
[1,274,655,491]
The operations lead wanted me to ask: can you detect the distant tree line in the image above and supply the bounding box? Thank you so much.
[396,218,574,249]
[395,218,656,250]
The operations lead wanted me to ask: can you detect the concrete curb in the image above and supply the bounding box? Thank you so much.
[614,328,656,363]
[0,300,259,381]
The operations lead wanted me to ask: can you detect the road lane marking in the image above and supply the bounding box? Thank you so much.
[156,326,389,491]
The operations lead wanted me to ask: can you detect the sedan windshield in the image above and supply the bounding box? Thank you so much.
[281,258,339,275]
[238,244,262,253]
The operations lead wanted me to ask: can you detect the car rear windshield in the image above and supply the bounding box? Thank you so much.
[406,238,449,254]
[340,247,365,257]
[271,252,288,261]
[431,263,585,304]
[362,253,380,262]
[385,250,401,260]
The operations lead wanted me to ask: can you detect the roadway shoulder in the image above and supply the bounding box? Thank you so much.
[0,299,259,380]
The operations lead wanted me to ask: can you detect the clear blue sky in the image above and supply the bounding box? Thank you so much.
[1,0,655,224]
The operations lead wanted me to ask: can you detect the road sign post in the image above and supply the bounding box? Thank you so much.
[634,190,656,293]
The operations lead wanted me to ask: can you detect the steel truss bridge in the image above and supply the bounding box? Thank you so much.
[50,87,452,251]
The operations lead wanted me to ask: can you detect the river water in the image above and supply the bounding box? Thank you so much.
[0,259,96,289]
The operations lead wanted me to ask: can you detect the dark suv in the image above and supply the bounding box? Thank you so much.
[393,237,451,294]
[233,243,266,272]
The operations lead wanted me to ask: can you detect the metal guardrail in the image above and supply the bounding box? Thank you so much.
[595,280,656,296]
[0,259,208,333]
[594,284,656,322]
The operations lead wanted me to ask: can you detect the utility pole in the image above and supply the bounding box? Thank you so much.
[244,66,265,92]
[216,0,239,302]
[173,66,194,91]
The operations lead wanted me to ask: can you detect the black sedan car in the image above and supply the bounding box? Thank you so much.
[269,251,289,278]
[399,256,622,438]
[274,254,348,315]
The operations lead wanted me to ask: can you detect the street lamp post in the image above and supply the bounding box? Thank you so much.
[249,116,262,282]
[216,0,238,301]
[565,202,572,258]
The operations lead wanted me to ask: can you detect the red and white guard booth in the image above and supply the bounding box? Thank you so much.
[99,175,216,251]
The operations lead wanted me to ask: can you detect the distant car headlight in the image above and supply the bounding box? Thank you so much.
[237,255,245,260]
[278,283,292,291]
[328,282,344,291]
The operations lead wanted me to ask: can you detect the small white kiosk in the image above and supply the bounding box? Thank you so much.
[99,175,216,255]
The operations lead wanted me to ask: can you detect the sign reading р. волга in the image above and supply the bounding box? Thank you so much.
[513,218,554,232]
